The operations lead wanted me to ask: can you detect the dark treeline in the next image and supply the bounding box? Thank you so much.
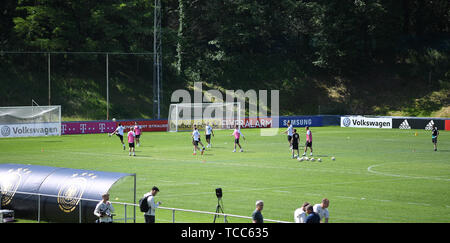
[1,0,449,119]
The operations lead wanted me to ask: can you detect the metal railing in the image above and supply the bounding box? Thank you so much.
[1,190,290,223]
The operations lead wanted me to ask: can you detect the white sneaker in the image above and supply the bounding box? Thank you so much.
[310,153,313,156]
[233,149,236,152]
[240,149,243,152]
[302,153,306,156]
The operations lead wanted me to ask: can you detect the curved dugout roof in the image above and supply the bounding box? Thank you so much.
[0,163,135,223]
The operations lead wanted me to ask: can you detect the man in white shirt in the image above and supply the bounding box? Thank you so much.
[192,126,204,155]
[282,121,294,150]
[205,123,214,148]
[313,198,330,223]
[109,123,126,150]
[94,193,114,223]
[294,202,310,223]
[143,186,162,223]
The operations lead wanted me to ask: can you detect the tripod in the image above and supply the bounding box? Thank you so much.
[213,197,228,223]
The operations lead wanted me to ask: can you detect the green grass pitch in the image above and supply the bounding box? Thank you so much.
[1,126,449,223]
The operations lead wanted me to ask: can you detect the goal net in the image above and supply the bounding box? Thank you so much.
[0,106,61,138]
[168,102,241,132]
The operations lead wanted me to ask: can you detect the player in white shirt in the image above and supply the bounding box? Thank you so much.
[282,121,294,150]
[294,202,310,223]
[109,123,126,150]
[313,198,330,223]
[205,123,214,148]
[192,126,204,155]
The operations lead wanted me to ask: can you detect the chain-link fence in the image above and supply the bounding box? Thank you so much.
[0,51,157,121]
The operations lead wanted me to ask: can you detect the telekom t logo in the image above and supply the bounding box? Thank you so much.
[61,124,67,134]
[80,124,87,133]
[99,123,106,132]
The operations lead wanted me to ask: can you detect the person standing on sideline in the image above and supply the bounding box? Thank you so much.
[252,200,264,223]
[305,205,320,223]
[313,198,330,223]
[94,193,114,223]
[109,123,126,150]
[134,122,142,147]
[294,202,310,223]
[143,186,162,223]
[432,125,439,151]
[128,127,136,156]
[303,126,313,156]
[283,120,294,150]
[205,123,214,148]
[291,129,300,159]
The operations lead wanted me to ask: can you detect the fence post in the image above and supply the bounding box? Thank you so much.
[37,194,40,223]
[79,200,82,223]
[172,209,175,223]
[124,204,127,223]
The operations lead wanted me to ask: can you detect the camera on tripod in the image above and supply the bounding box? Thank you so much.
[215,188,222,199]
[213,188,227,223]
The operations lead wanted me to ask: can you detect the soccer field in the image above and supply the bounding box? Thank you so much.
[1,126,449,223]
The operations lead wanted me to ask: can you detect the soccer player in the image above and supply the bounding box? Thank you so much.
[128,127,136,156]
[291,129,300,159]
[192,126,204,155]
[110,123,126,150]
[282,121,294,150]
[303,126,313,156]
[205,123,214,148]
[232,125,245,152]
[193,125,206,151]
[134,122,142,147]
[432,125,439,151]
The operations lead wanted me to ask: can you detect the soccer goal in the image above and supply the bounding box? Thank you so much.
[0,106,61,138]
[168,102,241,132]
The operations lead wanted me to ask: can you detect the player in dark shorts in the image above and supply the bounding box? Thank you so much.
[291,129,300,159]
[303,126,313,156]
[432,126,439,151]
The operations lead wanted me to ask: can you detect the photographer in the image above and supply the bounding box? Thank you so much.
[94,193,115,223]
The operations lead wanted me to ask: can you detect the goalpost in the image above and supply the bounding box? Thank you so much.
[167,102,241,132]
[0,105,61,138]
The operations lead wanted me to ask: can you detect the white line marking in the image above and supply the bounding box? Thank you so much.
[367,163,450,181]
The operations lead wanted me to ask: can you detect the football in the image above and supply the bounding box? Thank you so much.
[112,118,116,122]
[331,157,336,161]
[318,158,322,162]
[310,157,315,161]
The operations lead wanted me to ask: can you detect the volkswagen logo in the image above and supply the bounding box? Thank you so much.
[1,126,11,137]
[342,117,351,127]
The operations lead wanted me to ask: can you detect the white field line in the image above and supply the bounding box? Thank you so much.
[367,163,450,182]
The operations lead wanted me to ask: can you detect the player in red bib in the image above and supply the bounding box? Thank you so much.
[128,127,136,156]
[303,126,313,156]
[134,122,141,147]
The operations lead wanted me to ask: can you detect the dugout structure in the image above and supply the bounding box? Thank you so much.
[0,163,136,223]
[0,106,61,138]
[168,102,241,132]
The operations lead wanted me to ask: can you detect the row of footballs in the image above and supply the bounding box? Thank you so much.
[297,156,336,162]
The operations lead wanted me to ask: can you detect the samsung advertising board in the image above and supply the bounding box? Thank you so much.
[280,116,323,128]
[341,116,392,129]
